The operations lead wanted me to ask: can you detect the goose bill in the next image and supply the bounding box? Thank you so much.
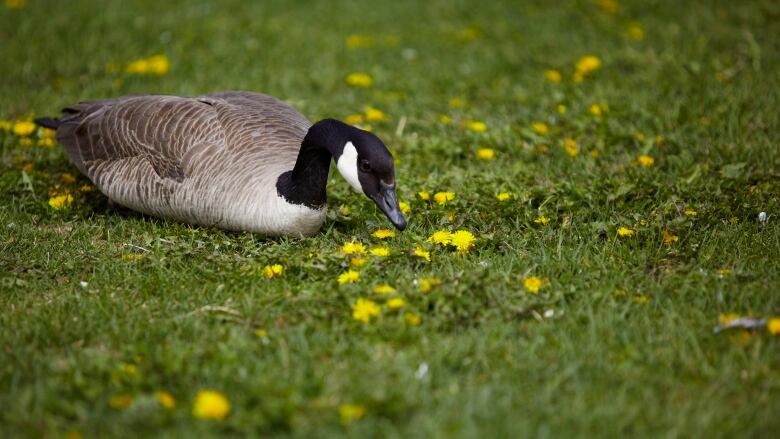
[371,183,407,231]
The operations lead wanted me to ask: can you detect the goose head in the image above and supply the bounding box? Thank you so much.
[332,124,407,231]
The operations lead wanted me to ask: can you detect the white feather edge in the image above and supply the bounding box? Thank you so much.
[336,141,363,193]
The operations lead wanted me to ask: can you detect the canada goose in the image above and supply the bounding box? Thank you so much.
[35,92,407,237]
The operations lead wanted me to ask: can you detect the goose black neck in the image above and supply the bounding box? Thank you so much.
[276,119,351,209]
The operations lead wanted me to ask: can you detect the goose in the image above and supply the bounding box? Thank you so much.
[35,91,407,237]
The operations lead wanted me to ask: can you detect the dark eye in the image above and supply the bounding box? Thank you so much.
[359,160,371,172]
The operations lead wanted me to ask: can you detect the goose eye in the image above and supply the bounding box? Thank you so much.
[359,160,371,172]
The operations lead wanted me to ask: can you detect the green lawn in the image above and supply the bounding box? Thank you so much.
[2,0,780,437]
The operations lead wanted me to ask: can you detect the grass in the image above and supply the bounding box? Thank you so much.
[2,0,780,437]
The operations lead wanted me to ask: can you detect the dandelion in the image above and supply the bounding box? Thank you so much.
[719,313,740,326]
[428,230,452,245]
[418,191,431,201]
[588,104,604,117]
[340,206,351,215]
[364,106,387,121]
[440,114,453,125]
[338,270,361,285]
[632,295,651,304]
[557,104,567,114]
[637,155,655,167]
[255,329,268,338]
[350,257,368,267]
[369,246,390,257]
[405,313,422,326]
[684,208,697,217]
[767,318,780,336]
[523,276,544,294]
[109,394,134,409]
[534,216,550,225]
[418,277,441,293]
[663,231,679,246]
[433,191,455,205]
[387,297,405,310]
[48,194,74,209]
[412,246,430,262]
[593,0,618,14]
[717,268,733,277]
[122,253,145,261]
[617,227,635,237]
[352,298,380,323]
[465,120,487,133]
[126,54,170,75]
[372,229,395,239]
[192,390,230,420]
[155,391,176,409]
[79,184,95,192]
[263,264,284,278]
[38,137,55,148]
[4,0,27,10]
[339,403,366,425]
[345,72,373,88]
[399,201,410,214]
[626,23,645,41]
[531,122,549,135]
[496,192,513,201]
[373,284,396,294]
[60,173,77,184]
[448,97,466,108]
[563,138,580,157]
[574,55,601,81]
[449,230,475,254]
[545,70,562,83]
[346,34,374,49]
[341,241,366,255]
[345,114,365,125]
[476,148,495,160]
[13,120,36,137]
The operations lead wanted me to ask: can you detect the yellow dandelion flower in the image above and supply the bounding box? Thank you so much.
[589,104,603,117]
[719,313,740,326]
[373,284,396,294]
[255,329,268,338]
[404,312,422,326]
[193,390,230,420]
[767,318,780,336]
[419,277,441,294]
[345,114,365,125]
[79,184,95,192]
[418,191,431,201]
[655,135,665,145]
[369,246,391,257]
[109,394,134,410]
[617,227,635,237]
[563,138,580,157]
[372,229,396,239]
[440,114,453,125]
[433,191,455,205]
[545,69,562,83]
[364,106,387,121]
[399,201,410,214]
[339,403,366,425]
[13,120,36,137]
[412,246,431,262]
[496,192,513,201]
[448,97,466,108]
[338,270,361,285]
[22,163,33,172]
[350,257,368,267]
[19,137,32,147]
[345,72,373,88]
[4,0,27,10]
[341,241,366,255]
[663,231,679,246]
[557,104,567,114]
[531,122,549,135]
[576,55,601,73]
[449,230,475,254]
[476,147,495,160]
[37,137,55,148]
[632,295,651,305]
[626,23,645,41]
[428,230,452,245]
[340,205,351,215]
[523,276,544,294]
[717,267,732,277]
[594,0,618,14]
[121,253,145,261]
[465,120,487,133]
[346,34,374,49]
[263,264,284,278]
[0,120,12,131]
[534,216,550,225]
[155,391,176,409]
[48,194,74,209]
[386,297,405,310]
[352,298,380,323]
[59,173,76,184]
[684,208,697,217]
[146,54,170,75]
[638,155,655,167]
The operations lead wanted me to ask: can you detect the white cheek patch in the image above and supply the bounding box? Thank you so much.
[336,141,364,193]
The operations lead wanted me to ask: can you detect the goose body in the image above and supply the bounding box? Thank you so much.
[38,92,406,236]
